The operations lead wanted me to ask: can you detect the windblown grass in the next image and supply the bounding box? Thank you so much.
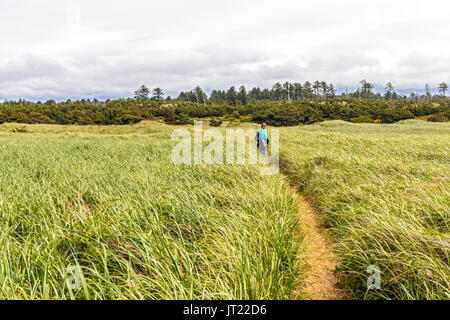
[2,119,447,300]
[0,122,299,299]
[280,120,450,299]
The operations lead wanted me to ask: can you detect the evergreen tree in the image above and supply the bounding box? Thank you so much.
[193,86,207,106]
[327,83,336,97]
[384,82,395,100]
[313,81,321,100]
[237,85,248,105]
[438,82,448,96]
[272,82,283,101]
[303,81,313,100]
[152,87,164,101]
[134,85,150,100]
[359,80,374,99]
[226,86,237,105]
[293,83,303,100]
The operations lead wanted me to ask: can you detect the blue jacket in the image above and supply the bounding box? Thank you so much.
[255,129,267,143]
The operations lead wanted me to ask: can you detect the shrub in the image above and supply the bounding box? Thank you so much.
[379,108,414,123]
[0,97,447,127]
[350,115,373,123]
[209,118,223,127]
[427,112,449,122]
[10,126,28,133]
[231,111,241,119]
[164,112,193,125]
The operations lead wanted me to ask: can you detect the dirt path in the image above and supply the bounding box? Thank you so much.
[285,179,345,300]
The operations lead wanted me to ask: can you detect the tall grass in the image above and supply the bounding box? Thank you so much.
[0,122,299,299]
[2,119,447,300]
[280,120,450,299]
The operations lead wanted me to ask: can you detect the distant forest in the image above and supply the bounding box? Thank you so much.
[1,80,448,126]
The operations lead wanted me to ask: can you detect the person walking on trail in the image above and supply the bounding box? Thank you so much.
[255,122,268,156]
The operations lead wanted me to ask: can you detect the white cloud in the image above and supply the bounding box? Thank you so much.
[0,0,449,100]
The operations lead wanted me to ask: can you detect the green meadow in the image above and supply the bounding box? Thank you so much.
[0,120,448,299]
[281,120,449,299]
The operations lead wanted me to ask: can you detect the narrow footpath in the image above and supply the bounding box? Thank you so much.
[285,178,345,300]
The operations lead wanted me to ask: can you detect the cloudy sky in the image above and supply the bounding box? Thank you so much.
[0,0,449,100]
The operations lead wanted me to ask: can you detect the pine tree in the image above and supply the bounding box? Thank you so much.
[134,85,150,100]
[237,86,248,105]
[384,82,394,100]
[438,82,448,96]
[152,88,164,101]
[272,83,283,101]
[226,86,237,105]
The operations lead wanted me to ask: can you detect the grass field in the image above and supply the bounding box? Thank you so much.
[0,122,299,299]
[281,120,449,299]
[0,120,448,299]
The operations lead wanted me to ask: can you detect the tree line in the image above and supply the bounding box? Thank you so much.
[135,80,449,105]
[158,98,449,126]
[1,95,448,127]
[0,80,447,127]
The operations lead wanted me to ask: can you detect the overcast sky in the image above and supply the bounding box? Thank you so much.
[0,0,449,100]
